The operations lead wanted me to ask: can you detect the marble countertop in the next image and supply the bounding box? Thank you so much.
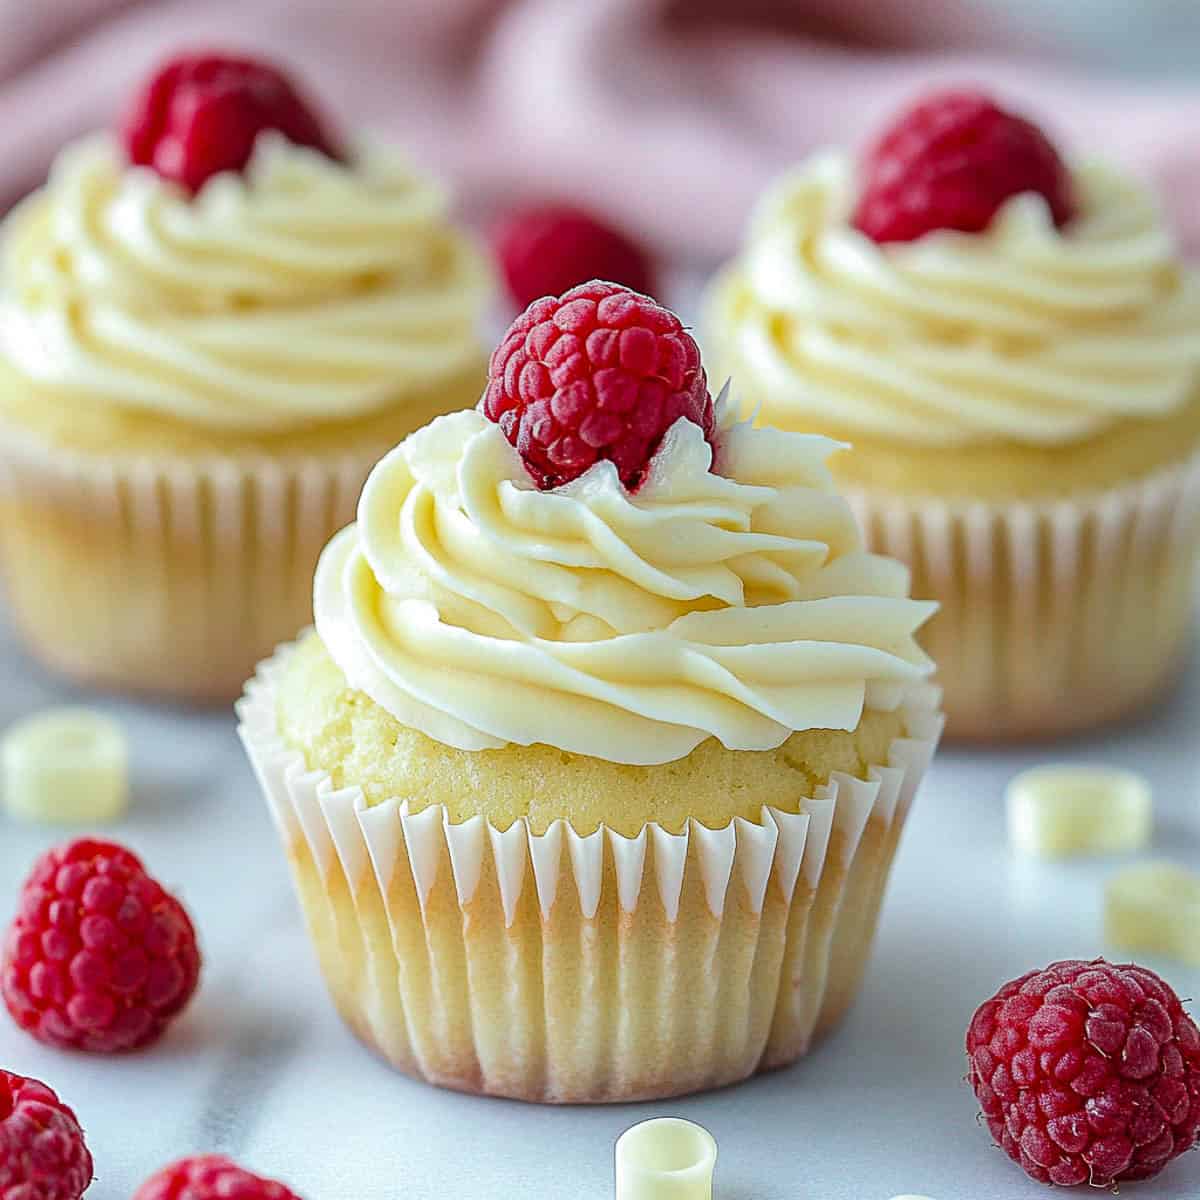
[1,614,1199,1200]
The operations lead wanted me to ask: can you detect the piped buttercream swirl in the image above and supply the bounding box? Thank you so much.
[314,407,936,765]
[708,153,1200,447]
[0,134,490,433]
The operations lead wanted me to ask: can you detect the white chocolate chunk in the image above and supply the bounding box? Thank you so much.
[1005,765,1151,859]
[1106,861,1200,967]
[2,708,128,824]
[615,1118,717,1200]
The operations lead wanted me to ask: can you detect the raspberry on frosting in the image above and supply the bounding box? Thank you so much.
[2,837,201,1053]
[966,958,1200,1187]
[0,1071,94,1200]
[853,87,1075,244]
[492,205,655,310]
[120,51,343,194]
[134,1155,303,1200]
[481,280,714,491]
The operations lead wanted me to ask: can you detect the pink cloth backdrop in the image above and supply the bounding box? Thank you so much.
[2,0,1199,261]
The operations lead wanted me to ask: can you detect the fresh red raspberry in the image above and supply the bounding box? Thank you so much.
[0,1071,93,1200]
[134,1155,303,1200]
[966,958,1200,1188]
[2,838,201,1053]
[481,281,713,490]
[119,51,343,194]
[491,205,655,310]
[853,88,1074,243]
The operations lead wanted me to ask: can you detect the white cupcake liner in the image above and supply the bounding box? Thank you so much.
[846,449,1200,741]
[0,423,379,701]
[237,639,943,1102]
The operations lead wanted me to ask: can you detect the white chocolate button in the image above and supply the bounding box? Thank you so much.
[1106,861,1200,967]
[2,708,128,824]
[615,1118,716,1200]
[1005,765,1151,859]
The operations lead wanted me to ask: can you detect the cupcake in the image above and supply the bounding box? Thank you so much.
[238,282,942,1103]
[705,89,1200,740]
[0,51,491,701]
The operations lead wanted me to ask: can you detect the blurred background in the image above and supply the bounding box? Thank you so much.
[2,0,1199,265]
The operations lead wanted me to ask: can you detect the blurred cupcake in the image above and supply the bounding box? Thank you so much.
[238,282,942,1102]
[705,88,1200,740]
[0,51,491,701]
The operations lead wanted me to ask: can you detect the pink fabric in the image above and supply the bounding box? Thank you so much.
[1,0,1198,261]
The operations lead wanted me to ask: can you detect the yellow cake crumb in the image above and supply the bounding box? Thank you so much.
[817,393,1200,501]
[275,632,908,837]
[0,359,485,458]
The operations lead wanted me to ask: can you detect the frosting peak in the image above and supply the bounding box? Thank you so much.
[0,134,490,434]
[708,153,1200,447]
[314,406,936,765]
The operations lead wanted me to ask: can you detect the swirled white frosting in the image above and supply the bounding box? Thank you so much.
[0,134,490,433]
[314,407,936,764]
[708,153,1200,446]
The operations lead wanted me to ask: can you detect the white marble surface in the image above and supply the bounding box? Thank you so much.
[0,615,1199,1200]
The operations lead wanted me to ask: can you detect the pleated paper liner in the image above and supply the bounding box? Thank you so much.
[847,448,1200,742]
[238,640,944,1103]
[0,423,379,703]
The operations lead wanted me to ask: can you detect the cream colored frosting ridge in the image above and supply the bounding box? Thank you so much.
[314,406,935,764]
[709,153,1200,446]
[0,133,490,433]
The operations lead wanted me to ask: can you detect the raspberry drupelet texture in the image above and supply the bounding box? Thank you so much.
[853,87,1074,244]
[2,838,201,1053]
[120,51,342,194]
[966,958,1200,1188]
[492,205,655,310]
[0,1071,94,1200]
[134,1155,303,1200]
[481,281,714,491]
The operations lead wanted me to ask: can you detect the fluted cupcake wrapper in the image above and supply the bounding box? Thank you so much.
[0,423,379,702]
[237,640,943,1103]
[846,448,1200,741]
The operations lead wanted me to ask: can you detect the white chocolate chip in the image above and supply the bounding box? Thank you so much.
[1106,861,1200,966]
[2,708,128,825]
[615,1118,717,1200]
[1005,765,1151,859]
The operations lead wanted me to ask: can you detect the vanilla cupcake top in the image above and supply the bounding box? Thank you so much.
[0,53,489,436]
[710,90,1200,448]
[315,283,935,766]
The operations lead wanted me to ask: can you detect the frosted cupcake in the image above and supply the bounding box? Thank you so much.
[705,89,1200,740]
[0,51,491,701]
[238,282,942,1102]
